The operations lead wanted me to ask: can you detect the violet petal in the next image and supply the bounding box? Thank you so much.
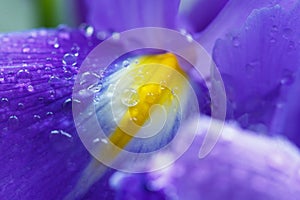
[113,117,300,200]
[86,0,180,32]
[213,5,300,130]
[197,0,298,53]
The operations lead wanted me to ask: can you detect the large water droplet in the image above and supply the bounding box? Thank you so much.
[121,88,139,107]
[16,69,32,83]
[8,115,19,130]
[49,130,73,151]
[62,53,77,66]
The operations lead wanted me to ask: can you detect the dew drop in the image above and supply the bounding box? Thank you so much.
[93,138,100,143]
[63,98,72,112]
[280,74,294,85]
[121,88,139,107]
[232,36,240,47]
[97,31,109,40]
[101,138,108,144]
[80,24,94,37]
[0,73,5,83]
[62,53,77,66]
[112,32,120,40]
[0,98,9,108]
[33,114,41,122]
[87,83,103,93]
[27,85,34,92]
[122,60,130,67]
[16,69,32,83]
[8,115,19,130]
[17,102,24,110]
[49,129,73,151]
[48,76,61,87]
[71,44,80,57]
[22,47,30,53]
[106,84,116,98]
[186,34,193,43]
[283,28,292,39]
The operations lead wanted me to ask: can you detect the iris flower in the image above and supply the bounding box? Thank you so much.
[1,0,300,200]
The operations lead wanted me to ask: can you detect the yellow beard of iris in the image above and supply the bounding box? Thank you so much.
[103,52,188,159]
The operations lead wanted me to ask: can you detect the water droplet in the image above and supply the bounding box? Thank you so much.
[17,103,24,110]
[93,138,100,143]
[33,114,41,122]
[283,28,292,39]
[46,111,54,118]
[106,84,116,98]
[63,98,72,110]
[121,88,139,107]
[97,31,109,40]
[22,47,30,53]
[280,76,294,85]
[122,60,130,67]
[48,76,61,87]
[0,73,5,83]
[288,41,296,50]
[8,115,19,130]
[245,60,260,73]
[171,87,179,97]
[112,32,120,40]
[63,70,73,80]
[80,24,94,37]
[48,37,60,48]
[16,69,32,83]
[186,34,193,43]
[270,37,276,43]
[0,98,9,108]
[62,53,77,66]
[232,36,240,47]
[160,80,167,90]
[71,44,80,57]
[271,25,278,32]
[87,83,103,93]
[49,130,73,151]
[27,85,34,92]
[101,138,108,144]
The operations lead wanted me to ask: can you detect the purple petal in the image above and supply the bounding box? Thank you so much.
[197,0,298,53]
[112,117,300,199]
[213,5,300,130]
[86,0,180,32]
[0,27,115,199]
[179,0,229,33]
